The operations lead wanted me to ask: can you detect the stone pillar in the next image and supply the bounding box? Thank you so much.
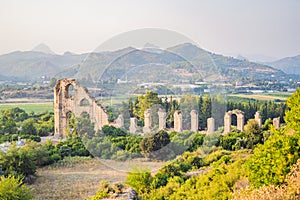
[273,117,280,129]
[254,111,262,127]
[143,109,152,133]
[114,114,124,128]
[190,110,198,132]
[207,117,215,134]
[158,108,166,130]
[237,114,244,132]
[174,110,183,132]
[224,112,231,134]
[129,117,138,134]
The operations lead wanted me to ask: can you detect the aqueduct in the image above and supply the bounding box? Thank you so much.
[223,109,244,134]
[54,79,280,136]
[54,79,109,137]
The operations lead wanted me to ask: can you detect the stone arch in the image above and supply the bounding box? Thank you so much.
[80,98,90,106]
[54,78,109,137]
[81,111,90,118]
[65,84,75,98]
[223,109,244,134]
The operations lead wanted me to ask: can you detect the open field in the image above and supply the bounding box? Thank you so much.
[228,93,292,101]
[0,102,53,113]
[31,157,165,200]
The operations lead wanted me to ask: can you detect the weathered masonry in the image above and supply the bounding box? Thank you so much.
[54,79,109,137]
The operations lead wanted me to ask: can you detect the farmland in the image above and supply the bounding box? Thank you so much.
[0,102,53,113]
[228,93,292,101]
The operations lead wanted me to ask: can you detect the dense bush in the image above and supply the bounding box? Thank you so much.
[125,167,153,195]
[0,142,37,176]
[0,175,33,200]
[82,126,142,160]
[246,130,300,187]
[140,130,170,159]
[137,150,250,200]
[233,159,300,200]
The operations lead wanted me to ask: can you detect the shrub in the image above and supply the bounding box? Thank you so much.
[0,143,36,176]
[125,167,152,195]
[0,175,33,200]
[246,130,300,187]
[140,130,170,159]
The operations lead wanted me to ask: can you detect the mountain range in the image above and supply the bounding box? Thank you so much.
[266,55,300,75]
[0,43,298,83]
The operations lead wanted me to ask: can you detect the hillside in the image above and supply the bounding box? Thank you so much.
[0,43,285,82]
[267,55,300,75]
[0,51,85,81]
[32,43,55,55]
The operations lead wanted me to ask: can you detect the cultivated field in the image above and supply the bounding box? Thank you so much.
[31,157,164,200]
[228,93,292,101]
[0,102,53,113]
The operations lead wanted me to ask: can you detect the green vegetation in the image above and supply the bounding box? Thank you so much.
[0,103,53,113]
[0,107,54,143]
[99,88,299,200]
[1,88,299,200]
[0,175,33,200]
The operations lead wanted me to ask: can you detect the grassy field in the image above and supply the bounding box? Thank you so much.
[0,102,53,113]
[31,157,164,200]
[228,93,291,101]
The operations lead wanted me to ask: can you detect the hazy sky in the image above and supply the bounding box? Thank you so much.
[0,0,300,60]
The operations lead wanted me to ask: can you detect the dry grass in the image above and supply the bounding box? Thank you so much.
[229,94,288,101]
[31,157,164,200]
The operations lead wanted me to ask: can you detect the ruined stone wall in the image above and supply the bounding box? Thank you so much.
[54,78,109,137]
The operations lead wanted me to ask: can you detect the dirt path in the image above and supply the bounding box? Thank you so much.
[31,158,164,200]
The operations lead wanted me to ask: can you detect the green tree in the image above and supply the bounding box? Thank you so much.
[140,130,170,159]
[180,94,198,130]
[101,125,126,137]
[49,77,57,87]
[246,130,300,187]
[133,91,161,122]
[0,143,36,176]
[244,119,262,149]
[75,116,95,138]
[285,87,300,132]
[21,118,37,135]
[0,116,17,134]
[200,95,211,129]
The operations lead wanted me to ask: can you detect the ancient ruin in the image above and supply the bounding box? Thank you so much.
[190,110,199,132]
[114,114,124,129]
[54,78,109,137]
[174,110,183,132]
[158,108,166,130]
[129,117,138,134]
[207,118,215,134]
[143,109,152,133]
[254,111,262,127]
[223,109,244,134]
[273,117,280,129]
[54,79,277,136]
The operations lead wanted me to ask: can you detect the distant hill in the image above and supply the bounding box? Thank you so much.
[0,43,285,82]
[0,51,85,81]
[32,43,55,55]
[167,43,283,81]
[267,55,300,75]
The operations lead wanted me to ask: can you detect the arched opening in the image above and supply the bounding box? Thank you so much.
[231,114,237,126]
[66,111,76,132]
[81,112,90,119]
[80,98,90,106]
[66,84,75,98]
